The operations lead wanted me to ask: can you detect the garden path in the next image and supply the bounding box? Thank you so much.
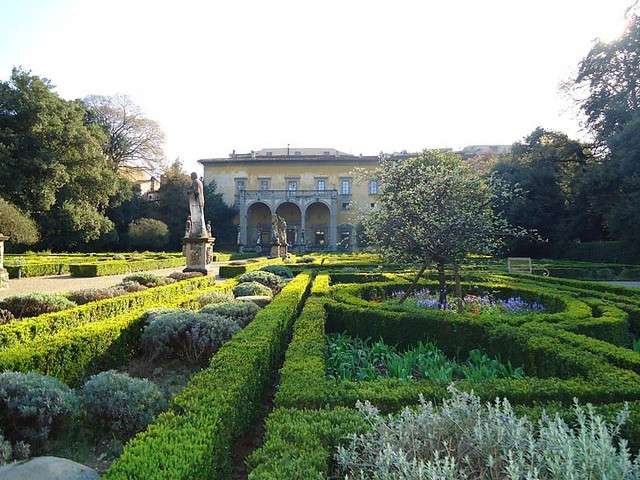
[0,263,221,299]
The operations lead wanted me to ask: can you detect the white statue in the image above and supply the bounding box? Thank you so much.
[187,172,207,237]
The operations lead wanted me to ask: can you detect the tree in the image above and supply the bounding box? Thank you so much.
[204,181,238,248]
[0,198,39,245]
[128,218,169,250]
[363,150,521,309]
[490,128,599,254]
[0,68,128,249]
[156,160,190,249]
[83,95,166,171]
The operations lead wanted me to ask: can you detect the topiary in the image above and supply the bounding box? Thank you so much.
[198,289,235,307]
[238,271,283,291]
[0,371,78,447]
[0,309,15,325]
[141,310,240,364]
[0,293,76,318]
[200,300,260,327]
[123,273,176,287]
[260,264,294,278]
[233,281,274,298]
[80,371,167,437]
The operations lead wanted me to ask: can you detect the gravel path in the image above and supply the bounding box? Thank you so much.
[0,264,221,299]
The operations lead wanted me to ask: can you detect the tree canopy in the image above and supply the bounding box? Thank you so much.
[0,198,39,245]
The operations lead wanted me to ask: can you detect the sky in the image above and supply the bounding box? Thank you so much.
[0,0,633,173]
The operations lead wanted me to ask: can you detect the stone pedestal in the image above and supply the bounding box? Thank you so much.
[182,235,215,274]
[0,234,8,289]
[270,242,288,259]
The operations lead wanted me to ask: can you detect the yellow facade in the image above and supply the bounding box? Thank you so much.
[199,149,380,251]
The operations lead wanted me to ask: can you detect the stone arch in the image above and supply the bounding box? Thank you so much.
[247,202,272,248]
[304,202,331,249]
[275,202,302,245]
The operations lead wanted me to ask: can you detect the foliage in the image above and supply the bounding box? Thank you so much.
[326,334,523,382]
[364,150,523,305]
[203,180,238,247]
[0,371,78,447]
[67,286,128,305]
[168,271,204,281]
[127,218,169,250]
[200,300,260,327]
[0,309,14,324]
[238,270,284,291]
[123,272,175,287]
[0,68,129,249]
[156,160,190,249]
[83,94,165,170]
[260,264,294,278]
[0,292,76,318]
[233,281,273,298]
[140,309,240,364]
[336,387,640,479]
[69,256,184,277]
[103,274,310,480]
[0,198,38,244]
[198,289,234,306]
[80,370,167,437]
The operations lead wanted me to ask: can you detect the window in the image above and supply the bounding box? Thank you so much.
[323,151,330,155]
[265,151,273,157]
[317,178,326,191]
[287,180,298,191]
[341,201,351,211]
[370,202,376,208]
[369,179,379,195]
[235,179,246,193]
[340,178,352,195]
[294,151,301,155]
[259,179,270,191]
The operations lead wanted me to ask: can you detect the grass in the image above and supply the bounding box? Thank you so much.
[326,333,524,382]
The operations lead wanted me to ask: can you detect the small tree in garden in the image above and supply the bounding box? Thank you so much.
[0,198,38,244]
[128,218,169,250]
[363,150,522,309]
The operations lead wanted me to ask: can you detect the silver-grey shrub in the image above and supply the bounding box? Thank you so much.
[0,293,76,318]
[0,371,78,448]
[336,386,640,480]
[233,281,273,298]
[237,271,283,291]
[198,289,234,307]
[141,309,240,364]
[200,300,260,327]
[80,370,167,437]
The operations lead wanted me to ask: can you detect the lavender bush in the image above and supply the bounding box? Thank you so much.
[336,386,640,479]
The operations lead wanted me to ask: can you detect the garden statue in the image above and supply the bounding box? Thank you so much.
[270,215,288,258]
[0,233,8,289]
[182,173,214,274]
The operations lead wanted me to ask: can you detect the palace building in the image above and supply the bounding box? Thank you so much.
[199,148,387,252]
[198,145,509,253]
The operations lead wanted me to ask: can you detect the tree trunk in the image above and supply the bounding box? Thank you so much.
[453,263,463,313]
[437,262,447,308]
[399,262,429,303]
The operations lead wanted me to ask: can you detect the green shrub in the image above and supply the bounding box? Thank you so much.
[260,265,293,278]
[233,281,273,298]
[0,371,78,447]
[128,218,170,250]
[296,256,315,264]
[123,272,176,287]
[69,257,185,277]
[140,309,240,364]
[81,371,167,437]
[103,274,311,480]
[198,289,234,307]
[0,309,14,325]
[0,293,76,318]
[200,301,260,327]
[0,198,39,245]
[238,271,284,291]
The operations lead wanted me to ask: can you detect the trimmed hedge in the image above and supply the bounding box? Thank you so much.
[102,273,311,480]
[219,258,283,278]
[0,280,236,385]
[0,275,217,349]
[69,257,185,277]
